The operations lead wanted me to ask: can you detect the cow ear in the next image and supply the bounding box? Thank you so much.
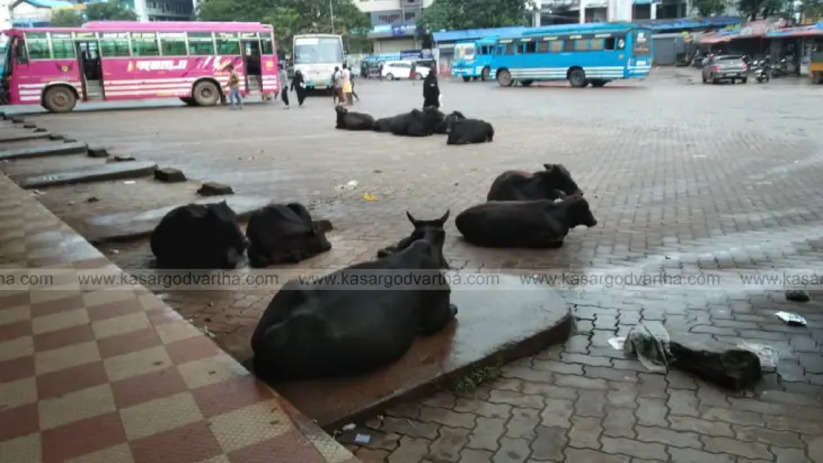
[437,210,450,225]
[543,164,554,172]
[406,211,418,225]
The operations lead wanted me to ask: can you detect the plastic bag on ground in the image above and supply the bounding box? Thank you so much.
[623,322,672,373]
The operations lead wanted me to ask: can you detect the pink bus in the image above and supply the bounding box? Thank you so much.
[1,21,280,112]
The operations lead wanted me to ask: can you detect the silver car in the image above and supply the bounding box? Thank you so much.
[702,55,748,84]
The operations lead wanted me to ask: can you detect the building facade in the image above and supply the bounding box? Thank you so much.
[355,0,434,53]
[534,0,690,24]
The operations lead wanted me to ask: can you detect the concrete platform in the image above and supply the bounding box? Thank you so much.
[0,129,50,143]
[82,195,272,243]
[0,141,87,160]
[269,274,572,429]
[15,160,157,189]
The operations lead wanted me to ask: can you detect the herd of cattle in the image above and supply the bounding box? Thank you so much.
[149,150,597,378]
[335,106,495,145]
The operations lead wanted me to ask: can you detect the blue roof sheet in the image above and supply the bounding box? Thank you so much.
[21,0,74,7]
[432,26,527,43]
[635,16,741,31]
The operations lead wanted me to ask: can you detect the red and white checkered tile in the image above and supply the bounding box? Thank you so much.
[0,175,357,463]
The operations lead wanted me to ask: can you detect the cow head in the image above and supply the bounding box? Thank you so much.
[335,105,347,128]
[377,210,450,265]
[422,107,445,133]
[537,164,583,197]
[563,195,597,228]
[208,201,249,268]
[436,111,466,134]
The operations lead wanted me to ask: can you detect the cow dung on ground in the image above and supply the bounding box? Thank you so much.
[88,147,109,158]
[155,167,187,182]
[246,203,332,267]
[785,289,810,302]
[197,181,234,196]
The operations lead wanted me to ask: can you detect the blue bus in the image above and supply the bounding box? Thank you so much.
[452,37,497,81]
[489,23,652,88]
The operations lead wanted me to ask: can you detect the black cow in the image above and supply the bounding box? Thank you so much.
[487,164,582,201]
[434,111,466,135]
[151,201,247,269]
[335,106,375,131]
[377,210,450,262]
[455,195,597,248]
[246,203,332,267]
[251,211,456,379]
[373,107,444,136]
[446,118,494,145]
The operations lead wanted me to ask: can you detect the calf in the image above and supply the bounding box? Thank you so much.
[246,203,332,267]
[434,111,466,134]
[373,108,444,136]
[251,211,456,379]
[335,106,375,131]
[455,195,597,248]
[377,210,450,262]
[446,118,494,145]
[151,201,247,269]
[487,164,582,201]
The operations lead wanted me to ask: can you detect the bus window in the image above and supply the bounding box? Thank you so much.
[633,31,650,55]
[261,36,274,55]
[216,33,239,54]
[100,33,130,57]
[188,32,214,55]
[24,33,49,59]
[505,43,516,55]
[132,32,159,56]
[564,40,574,52]
[604,37,616,50]
[574,40,589,51]
[51,33,75,58]
[551,41,563,52]
[538,41,549,53]
[523,41,536,53]
[590,39,603,51]
[15,38,28,64]
[159,33,186,56]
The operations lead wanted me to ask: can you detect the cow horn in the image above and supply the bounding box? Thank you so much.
[543,164,554,171]
[406,211,417,224]
[438,210,450,224]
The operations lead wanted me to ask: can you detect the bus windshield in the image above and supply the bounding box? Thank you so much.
[633,30,651,55]
[294,37,343,64]
[455,43,475,61]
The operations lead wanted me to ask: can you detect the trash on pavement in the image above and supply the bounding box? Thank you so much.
[354,434,371,445]
[623,322,671,373]
[608,337,626,350]
[123,180,136,185]
[336,180,359,191]
[737,341,779,372]
[785,290,810,302]
[341,423,356,431]
[362,192,378,201]
[775,311,807,327]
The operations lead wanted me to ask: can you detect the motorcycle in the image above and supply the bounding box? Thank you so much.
[753,59,771,83]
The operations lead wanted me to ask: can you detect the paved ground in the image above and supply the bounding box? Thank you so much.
[3,67,823,462]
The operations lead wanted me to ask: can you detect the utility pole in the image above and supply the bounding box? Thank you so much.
[330,0,335,33]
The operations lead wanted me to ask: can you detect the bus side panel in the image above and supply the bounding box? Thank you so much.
[99,55,243,100]
[9,58,83,105]
[262,36,279,94]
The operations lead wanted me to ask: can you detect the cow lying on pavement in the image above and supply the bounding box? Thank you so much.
[447,118,494,145]
[377,211,450,264]
[487,164,583,201]
[151,201,247,269]
[434,111,466,134]
[251,211,457,379]
[373,107,445,136]
[335,106,375,131]
[456,195,597,248]
[246,203,332,267]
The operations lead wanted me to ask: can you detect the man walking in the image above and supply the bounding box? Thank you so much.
[226,63,242,109]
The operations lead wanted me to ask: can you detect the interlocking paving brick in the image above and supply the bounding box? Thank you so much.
[429,426,470,462]
[529,426,566,461]
[635,398,668,427]
[600,437,668,460]
[539,399,574,429]
[530,359,583,376]
[505,408,540,441]
[419,406,476,430]
[575,390,607,418]
[668,447,736,463]
[668,389,700,417]
[493,437,530,463]
[732,425,806,448]
[636,425,701,449]
[770,446,812,463]
[380,416,440,440]
[487,390,544,410]
[454,398,511,419]
[467,417,505,452]
[459,448,494,463]
[564,448,630,463]
[388,436,432,463]
[700,436,773,460]
[553,374,608,390]
[568,416,601,449]
[668,416,734,437]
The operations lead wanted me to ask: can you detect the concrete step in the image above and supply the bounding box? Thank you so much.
[15,161,157,189]
[0,130,50,144]
[0,142,88,161]
[82,195,271,243]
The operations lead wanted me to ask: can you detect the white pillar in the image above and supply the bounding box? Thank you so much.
[533,10,541,27]
[650,2,657,19]
[579,0,586,23]
[134,0,148,21]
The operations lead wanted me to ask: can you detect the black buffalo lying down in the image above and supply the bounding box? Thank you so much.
[447,118,494,145]
[335,106,375,130]
[252,211,457,379]
[373,107,444,136]
[151,201,247,269]
[246,203,332,267]
[487,164,583,201]
[434,111,466,135]
[456,195,597,248]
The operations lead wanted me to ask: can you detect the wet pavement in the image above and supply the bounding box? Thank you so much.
[1,67,822,462]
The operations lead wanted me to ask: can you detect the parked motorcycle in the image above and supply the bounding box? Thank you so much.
[752,59,771,83]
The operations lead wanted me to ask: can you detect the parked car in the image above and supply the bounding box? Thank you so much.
[702,55,748,84]
[811,51,823,84]
[381,61,430,80]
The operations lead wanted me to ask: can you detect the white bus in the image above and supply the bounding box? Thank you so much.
[292,34,344,90]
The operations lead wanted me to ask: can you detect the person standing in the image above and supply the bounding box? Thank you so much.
[342,63,353,105]
[423,69,440,108]
[226,63,242,109]
[279,63,290,109]
[291,69,307,107]
[331,66,342,105]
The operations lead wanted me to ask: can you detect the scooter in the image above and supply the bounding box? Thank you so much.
[754,60,771,83]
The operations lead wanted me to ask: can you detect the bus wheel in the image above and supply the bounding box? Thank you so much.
[179,97,195,106]
[386,73,394,80]
[462,76,471,82]
[568,68,587,88]
[42,86,77,113]
[193,81,220,106]
[497,69,513,87]
[591,80,608,87]
[481,67,490,81]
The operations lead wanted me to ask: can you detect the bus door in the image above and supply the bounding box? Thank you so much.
[75,40,103,100]
[241,38,262,93]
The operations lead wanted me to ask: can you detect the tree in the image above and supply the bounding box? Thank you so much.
[51,8,84,26]
[737,0,787,19]
[418,0,536,33]
[802,0,823,21]
[85,1,138,20]
[692,0,727,16]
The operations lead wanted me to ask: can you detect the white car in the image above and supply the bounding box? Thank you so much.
[381,61,430,80]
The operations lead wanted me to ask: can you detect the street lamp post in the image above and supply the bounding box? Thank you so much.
[330,0,335,33]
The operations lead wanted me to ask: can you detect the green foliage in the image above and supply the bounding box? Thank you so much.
[418,0,536,33]
[449,365,501,395]
[692,0,727,17]
[85,1,138,20]
[802,0,823,21]
[51,8,84,26]
[198,0,369,54]
[736,0,788,19]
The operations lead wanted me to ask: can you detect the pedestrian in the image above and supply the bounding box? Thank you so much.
[225,63,242,109]
[342,63,353,105]
[291,69,307,107]
[423,69,440,108]
[350,72,360,103]
[409,61,417,80]
[331,66,342,105]
[279,64,290,109]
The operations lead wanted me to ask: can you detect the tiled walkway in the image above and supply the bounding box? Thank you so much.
[0,174,357,463]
